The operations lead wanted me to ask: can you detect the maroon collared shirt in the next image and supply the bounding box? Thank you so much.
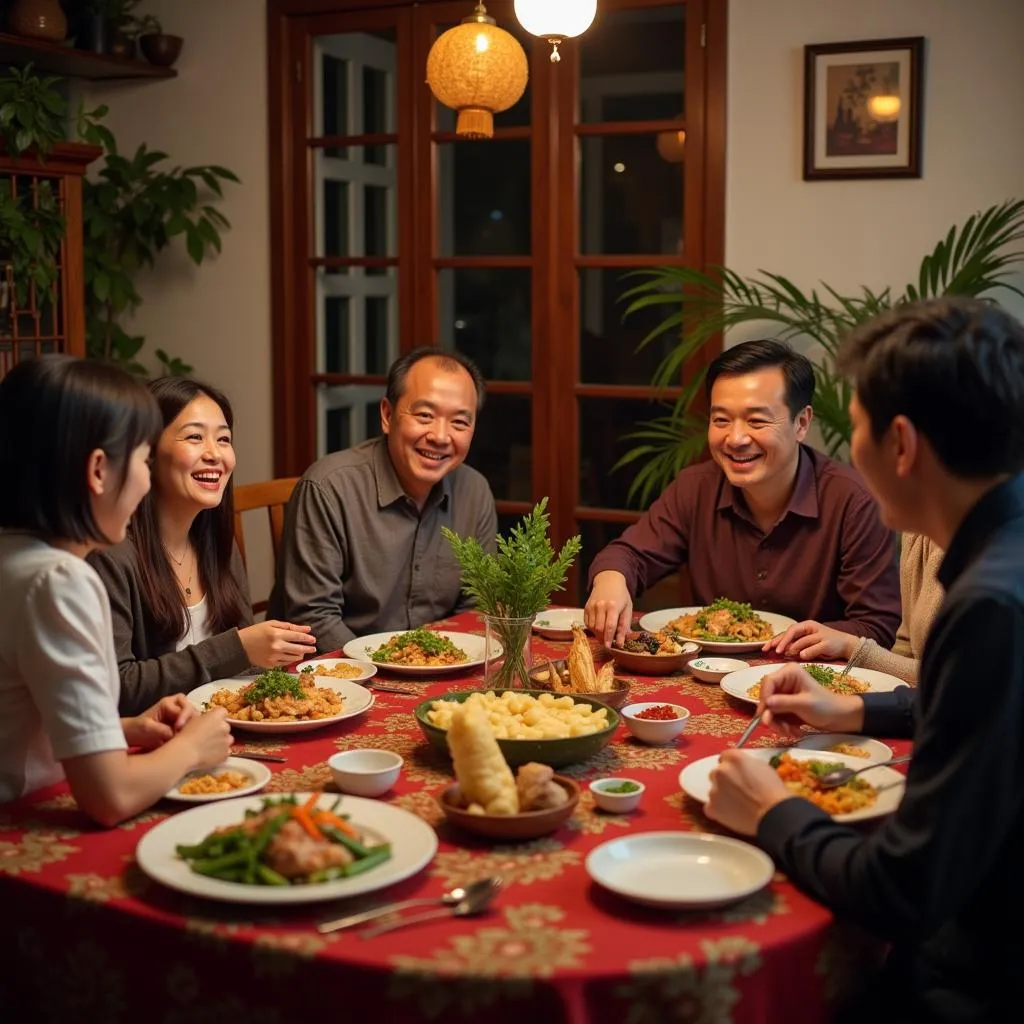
[589,445,901,646]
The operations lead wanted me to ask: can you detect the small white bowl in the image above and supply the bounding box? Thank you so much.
[590,777,646,813]
[687,657,749,684]
[328,749,403,797]
[620,702,690,744]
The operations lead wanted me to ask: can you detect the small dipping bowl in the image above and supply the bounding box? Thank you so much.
[620,702,690,745]
[328,749,403,797]
[687,657,749,684]
[589,777,646,813]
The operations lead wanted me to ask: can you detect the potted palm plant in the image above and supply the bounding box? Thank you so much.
[615,199,1024,507]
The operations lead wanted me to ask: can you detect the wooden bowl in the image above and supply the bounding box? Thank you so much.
[604,641,701,675]
[438,776,580,839]
[526,659,632,710]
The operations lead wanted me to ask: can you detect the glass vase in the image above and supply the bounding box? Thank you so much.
[483,615,534,690]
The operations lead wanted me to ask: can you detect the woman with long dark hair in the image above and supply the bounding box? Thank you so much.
[90,377,316,715]
[0,356,232,823]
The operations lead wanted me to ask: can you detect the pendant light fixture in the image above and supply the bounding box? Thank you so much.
[513,0,597,62]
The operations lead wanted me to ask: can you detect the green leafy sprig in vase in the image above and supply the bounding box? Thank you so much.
[442,498,582,689]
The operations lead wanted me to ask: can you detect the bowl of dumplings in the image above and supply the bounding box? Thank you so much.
[436,698,581,839]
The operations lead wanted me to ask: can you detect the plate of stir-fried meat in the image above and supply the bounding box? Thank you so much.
[718,662,906,707]
[188,667,374,733]
[639,599,796,653]
[136,792,438,904]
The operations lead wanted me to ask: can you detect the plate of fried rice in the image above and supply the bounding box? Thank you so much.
[679,747,907,823]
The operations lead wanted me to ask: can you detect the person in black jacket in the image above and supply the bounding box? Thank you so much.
[706,296,1024,1023]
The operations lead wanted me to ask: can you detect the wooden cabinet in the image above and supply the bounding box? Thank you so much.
[0,142,101,377]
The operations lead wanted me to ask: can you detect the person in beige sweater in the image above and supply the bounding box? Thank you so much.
[762,532,944,683]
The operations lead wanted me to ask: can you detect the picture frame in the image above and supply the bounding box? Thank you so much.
[803,36,925,181]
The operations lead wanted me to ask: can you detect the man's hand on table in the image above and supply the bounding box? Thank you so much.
[584,571,634,647]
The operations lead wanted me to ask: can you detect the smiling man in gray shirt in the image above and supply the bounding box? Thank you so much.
[267,348,497,653]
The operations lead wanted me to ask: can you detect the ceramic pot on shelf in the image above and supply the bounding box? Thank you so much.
[9,0,68,42]
[139,33,184,68]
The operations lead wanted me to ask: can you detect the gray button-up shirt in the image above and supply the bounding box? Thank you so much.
[267,437,497,653]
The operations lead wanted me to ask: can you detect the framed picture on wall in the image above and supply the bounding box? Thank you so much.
[803,36,925,181]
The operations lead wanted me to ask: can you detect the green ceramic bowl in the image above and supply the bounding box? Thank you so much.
[413,689,620,768]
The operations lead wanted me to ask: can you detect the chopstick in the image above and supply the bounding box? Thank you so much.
[231,751,288,763]
[369,682,418,695]
[734,712,763,749]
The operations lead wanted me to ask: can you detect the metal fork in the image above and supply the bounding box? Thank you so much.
[833,638,868,685]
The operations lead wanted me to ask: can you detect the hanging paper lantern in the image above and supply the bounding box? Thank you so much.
[514,0,597,62]
[656,127,686,163]
[426,2,529,139]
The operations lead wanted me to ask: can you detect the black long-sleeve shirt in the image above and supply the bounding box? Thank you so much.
[758,475,1024,1022]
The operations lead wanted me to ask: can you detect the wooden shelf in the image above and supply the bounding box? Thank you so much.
[0,32,176,81]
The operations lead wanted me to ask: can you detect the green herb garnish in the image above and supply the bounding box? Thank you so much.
[602,781,640,793]
[803,664,837,687]
[691,597,764,641]
[370,627,465,663]
[807,760,846,777]
[243,668,305,705]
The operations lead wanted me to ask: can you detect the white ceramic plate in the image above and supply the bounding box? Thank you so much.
[586,831,774,910]
[679,748,906,823]
[294,657,378,682]
[343,630,493,676]
[136,792,438,905]
[165,756,272,803]
[532,608,587,641]
[719,662,907,707]
[187,675,375,733]
[791,733,893,763]
[638,607,797,653]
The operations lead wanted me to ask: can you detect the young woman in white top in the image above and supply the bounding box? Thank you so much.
[89,377,316,715]
[0,356,233,823]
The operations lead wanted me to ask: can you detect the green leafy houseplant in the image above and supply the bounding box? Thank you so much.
[442,498,582,689]
[615,198,1024,508]
[75,109,239,374]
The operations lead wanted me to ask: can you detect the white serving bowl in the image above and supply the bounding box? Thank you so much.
[620,702,690,745]
[687,656,750,684]
[328,749,403,797]
[589,777,646,813]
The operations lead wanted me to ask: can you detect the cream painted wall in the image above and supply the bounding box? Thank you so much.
[79,0,275,599]
[726,0,1024,334]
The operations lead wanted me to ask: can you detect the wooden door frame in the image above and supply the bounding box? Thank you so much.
[267,0,728,499]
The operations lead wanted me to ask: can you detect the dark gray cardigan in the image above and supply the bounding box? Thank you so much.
[88,540,254,716]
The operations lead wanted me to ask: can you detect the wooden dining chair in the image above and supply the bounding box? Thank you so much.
[232,477,300,614]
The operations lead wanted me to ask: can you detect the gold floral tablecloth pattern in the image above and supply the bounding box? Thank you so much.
[0,611,899,1023]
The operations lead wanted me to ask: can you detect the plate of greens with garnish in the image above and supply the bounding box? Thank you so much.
[343,627,491,676]
[187,667,375,733]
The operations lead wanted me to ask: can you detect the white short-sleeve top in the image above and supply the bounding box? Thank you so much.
[0,532,127,801]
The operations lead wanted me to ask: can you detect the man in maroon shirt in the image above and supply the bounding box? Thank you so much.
[584,339,901,647]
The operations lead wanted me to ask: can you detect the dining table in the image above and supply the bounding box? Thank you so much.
[0,610,908,1024]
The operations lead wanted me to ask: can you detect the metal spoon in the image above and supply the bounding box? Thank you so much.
[317,877,498,934]
[359,876,503,939]
[816,753,911,789]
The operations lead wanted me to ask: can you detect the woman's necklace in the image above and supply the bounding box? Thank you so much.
[165,543,193,599]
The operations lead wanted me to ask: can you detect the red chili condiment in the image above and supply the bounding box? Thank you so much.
[636,704,679,720]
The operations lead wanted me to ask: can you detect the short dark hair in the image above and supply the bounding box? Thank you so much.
[384,347,486,413]
[0,356,160,543]
[839,297,1024,478]
[127,376,248,645]
[706,339,815,418]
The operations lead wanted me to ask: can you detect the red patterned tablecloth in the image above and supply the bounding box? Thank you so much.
[1,611,902,1024]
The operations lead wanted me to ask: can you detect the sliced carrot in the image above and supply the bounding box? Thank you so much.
[313,810,359,838]
[292,805,322,840]
[301,792,321,812]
